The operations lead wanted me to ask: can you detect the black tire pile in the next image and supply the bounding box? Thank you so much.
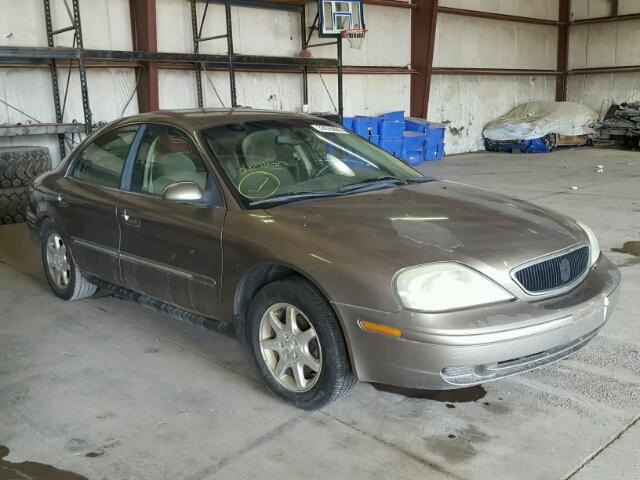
[0,146,52,224]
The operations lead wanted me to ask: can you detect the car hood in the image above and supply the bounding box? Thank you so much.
[265,180,587,276]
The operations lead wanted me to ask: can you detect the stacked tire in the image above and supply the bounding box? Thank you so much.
[0,146,52,225]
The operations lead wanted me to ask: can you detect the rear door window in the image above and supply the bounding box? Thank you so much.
[71,125,139,189]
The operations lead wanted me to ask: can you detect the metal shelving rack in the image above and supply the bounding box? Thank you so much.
[43,0,91,157]
[0,0,342,161]
[189,0,344,116]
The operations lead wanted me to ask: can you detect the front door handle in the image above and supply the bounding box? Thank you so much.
[120,209,141,227]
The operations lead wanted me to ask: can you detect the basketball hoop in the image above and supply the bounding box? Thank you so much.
[341,28,367,49]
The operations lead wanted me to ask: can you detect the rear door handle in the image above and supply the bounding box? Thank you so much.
[57,193,69,207]
[120,209,141,227]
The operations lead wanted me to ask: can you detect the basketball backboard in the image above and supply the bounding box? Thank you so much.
[318,0,365,37]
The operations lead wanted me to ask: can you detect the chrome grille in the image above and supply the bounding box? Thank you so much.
[514,245,590,293]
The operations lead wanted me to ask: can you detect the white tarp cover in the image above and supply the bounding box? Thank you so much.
[483,101,598,141]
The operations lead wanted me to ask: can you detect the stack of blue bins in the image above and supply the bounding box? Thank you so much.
[342,111,445,166]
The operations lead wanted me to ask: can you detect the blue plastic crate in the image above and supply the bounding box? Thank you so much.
[380,120,405,140]
[405,117,429,133]
[378,110,405,121]
[368,134,380,145]
[403,131,425,150]
[427,124,445,144]
[380,139,403,155]
[400,148,425,167]
[424,142,445,161]
[342,116,354,131]
[353,117,379,137]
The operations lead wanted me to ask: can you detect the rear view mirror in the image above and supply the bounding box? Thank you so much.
[162,181,203,203]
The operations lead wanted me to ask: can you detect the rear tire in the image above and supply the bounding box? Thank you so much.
[40,221,97,301]
[248,277,355,409]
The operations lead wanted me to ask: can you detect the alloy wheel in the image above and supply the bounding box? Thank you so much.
[258,302,323,392]
[46,233,71,290]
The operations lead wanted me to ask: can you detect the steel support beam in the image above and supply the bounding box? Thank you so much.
[437,6,560,26]
[410,0,437,118]
[0,123,85,137]
[130,0,159,112]
[0,46,338,68]
[569,65,640,75]
[570,12,640,25]
[432,67,560,76]
[364,0,416,9]
[556,0,570,101]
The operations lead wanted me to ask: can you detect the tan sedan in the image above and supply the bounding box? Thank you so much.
[27,110,620,409]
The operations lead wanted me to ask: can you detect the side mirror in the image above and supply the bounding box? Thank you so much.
[162,181,203,203]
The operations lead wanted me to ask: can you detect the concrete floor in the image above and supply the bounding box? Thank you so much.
[1,147,639,480]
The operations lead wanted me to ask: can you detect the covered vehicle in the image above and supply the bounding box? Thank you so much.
[483,101,598,152]
[26,109,620,409]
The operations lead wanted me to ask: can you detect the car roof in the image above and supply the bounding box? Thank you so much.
[116,108,321,131]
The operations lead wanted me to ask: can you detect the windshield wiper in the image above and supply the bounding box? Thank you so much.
[339,175,431,192]
[249,190,341,207]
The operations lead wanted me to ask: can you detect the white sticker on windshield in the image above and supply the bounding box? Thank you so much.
[311,124,348,134]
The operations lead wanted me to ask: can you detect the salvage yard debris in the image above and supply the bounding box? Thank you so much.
[593,102,640,150]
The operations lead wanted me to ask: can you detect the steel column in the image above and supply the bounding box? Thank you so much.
[225,0,238,107]
[130,0,159,112]
[556,0,570,101]
[337,36,344,120]
[71,0,92,134]
[410,0,437,118]
[43,0,66,158]
[191,0,204,107]
[301,6,308,105]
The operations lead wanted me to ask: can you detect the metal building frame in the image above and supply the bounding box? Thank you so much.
[0,0,343,161]
[189,0,344,117]
[43,0,92,157]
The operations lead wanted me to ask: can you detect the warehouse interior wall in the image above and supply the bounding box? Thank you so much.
[567,0,640,116]
[0,0,138,165]
[426,0,559,154]
[0,0,412,165]
[2,0,639,163]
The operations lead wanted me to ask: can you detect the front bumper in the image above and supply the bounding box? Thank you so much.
[332,254,621,389]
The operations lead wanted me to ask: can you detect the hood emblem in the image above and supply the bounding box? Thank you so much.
[559,258,571,283]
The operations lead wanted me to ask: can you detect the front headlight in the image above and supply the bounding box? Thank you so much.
[395,262,514,312]
[576,220,600,266]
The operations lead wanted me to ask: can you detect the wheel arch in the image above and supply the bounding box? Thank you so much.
[233,262,357,373]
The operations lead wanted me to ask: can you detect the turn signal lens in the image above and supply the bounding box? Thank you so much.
[359,320,402,337]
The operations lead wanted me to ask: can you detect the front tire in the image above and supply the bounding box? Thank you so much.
[248,277,355,409]
[40,221,97,301]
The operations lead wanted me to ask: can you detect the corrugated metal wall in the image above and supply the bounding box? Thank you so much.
[2,0,636,161]
[427,0,559,154]
[567,0,640,116]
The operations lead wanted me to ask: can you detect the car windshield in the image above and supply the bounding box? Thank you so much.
[201,118,429,208]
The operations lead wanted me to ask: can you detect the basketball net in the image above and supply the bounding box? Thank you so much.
[341,28,367,49]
